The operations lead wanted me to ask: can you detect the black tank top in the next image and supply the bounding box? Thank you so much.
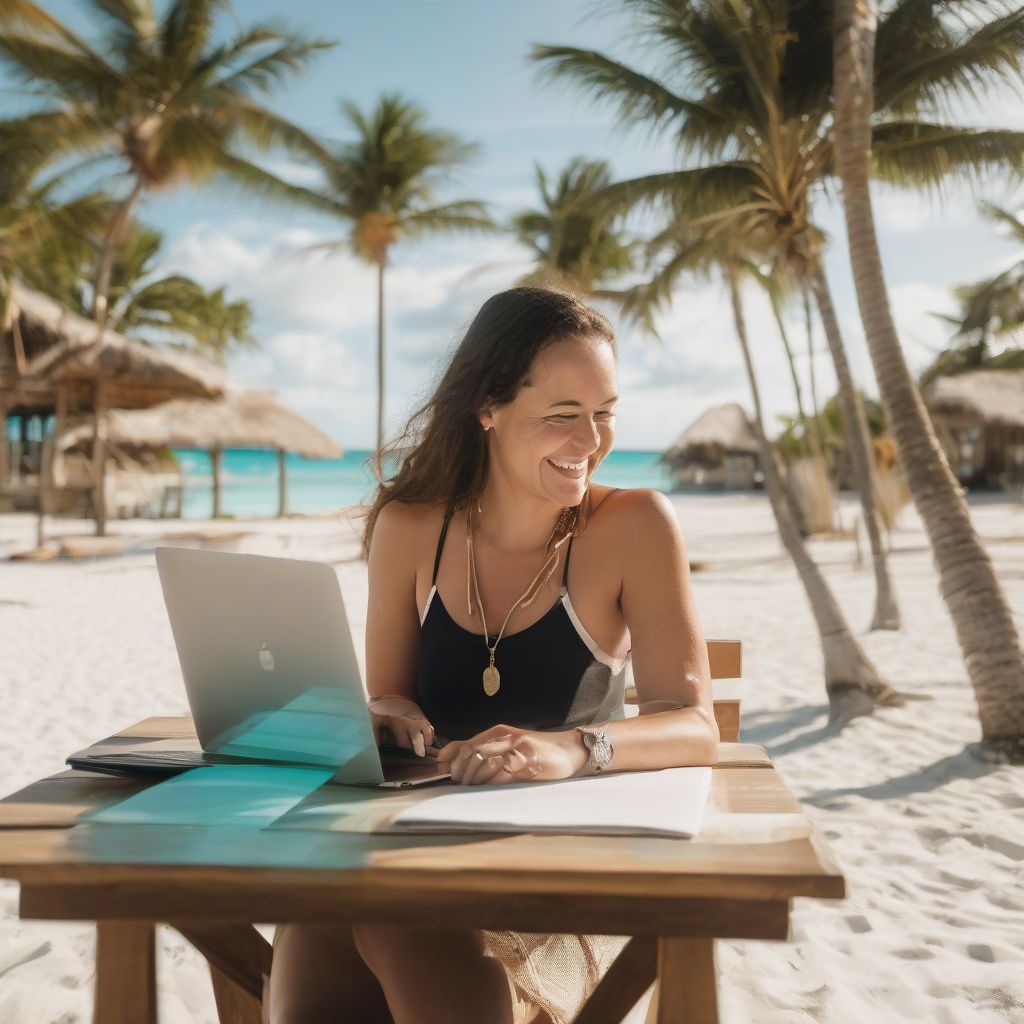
[414,506,629,741]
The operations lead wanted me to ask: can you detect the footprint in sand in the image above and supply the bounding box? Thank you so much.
[967,944,996,962]
[844,915,872,934]
[0,940,51,979]
[891,947,936,960]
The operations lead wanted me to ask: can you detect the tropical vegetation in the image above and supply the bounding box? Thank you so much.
[288,93,495,457]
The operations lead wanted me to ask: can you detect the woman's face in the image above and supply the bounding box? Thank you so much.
[481,335,617,507]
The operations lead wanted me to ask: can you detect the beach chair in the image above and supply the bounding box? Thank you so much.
[623,639,742,741]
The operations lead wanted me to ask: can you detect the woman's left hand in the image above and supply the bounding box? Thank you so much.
[436,724,588,786]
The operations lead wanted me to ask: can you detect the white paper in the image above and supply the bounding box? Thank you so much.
[389,766,713,839]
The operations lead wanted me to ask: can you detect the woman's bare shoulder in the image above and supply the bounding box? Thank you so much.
[372,498,448,555]
[589,486,681,549]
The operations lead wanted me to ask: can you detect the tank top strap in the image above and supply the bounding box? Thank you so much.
[561,488,623,592]
[561,534,574,592]
[431,506,453,586]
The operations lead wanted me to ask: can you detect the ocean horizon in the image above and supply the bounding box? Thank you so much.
[174,448,674,519]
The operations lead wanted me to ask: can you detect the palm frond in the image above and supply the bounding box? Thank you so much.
[877,7,1024,118]
[978,200,1024,245]
[212,152,351,217]
[871,123,1024,192]
[83,0,156,37]
[400,201,497,240]
[0,31,124,97]
[531,44,725,139]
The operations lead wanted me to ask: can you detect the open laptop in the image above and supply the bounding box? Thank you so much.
[67,547,451,788]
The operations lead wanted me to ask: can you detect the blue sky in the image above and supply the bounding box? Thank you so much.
[4,1,1023,449]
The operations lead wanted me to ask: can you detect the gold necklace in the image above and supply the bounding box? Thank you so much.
[465,503,574,696]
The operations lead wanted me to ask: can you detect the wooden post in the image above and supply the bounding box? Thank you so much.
[36,384,67,549]
[277,447,287,518]
[211,446,222,518]
[0,398,7,486]
[645,937,720,1024]
[92,377,108,537]
[94,921,157,1024]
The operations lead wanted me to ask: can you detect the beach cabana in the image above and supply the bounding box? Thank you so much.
[923,369,1024,489]
[59,390,342,518]
[1,280,226,533]
[661,403,761,490]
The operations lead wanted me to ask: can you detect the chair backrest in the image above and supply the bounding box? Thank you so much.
[623,639,742,742]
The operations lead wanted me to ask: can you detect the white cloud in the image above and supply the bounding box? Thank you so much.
[154,211,1005,450]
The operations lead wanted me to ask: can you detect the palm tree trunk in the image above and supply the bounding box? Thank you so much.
[767,288,815,537]
[726,263,897,718]
[811,262,900,630]
[801,281,826,458]
[768,290,812,451]
[376,260,386,457]
[834,0,1024,752]
[91,178,144,327]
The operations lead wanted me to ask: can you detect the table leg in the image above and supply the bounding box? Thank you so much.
[172,922,270,1024]
[572,936,657,1023]
[644,937,719,1024]
[94,921,157,1024]
[210,966,264,1024]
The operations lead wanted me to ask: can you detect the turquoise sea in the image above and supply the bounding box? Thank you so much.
[173,448,673,519]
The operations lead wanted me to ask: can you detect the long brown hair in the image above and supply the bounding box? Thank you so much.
[360,286,615,557]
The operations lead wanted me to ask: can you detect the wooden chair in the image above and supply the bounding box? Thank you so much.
[621,639,742,1023]
[623,639,742,741]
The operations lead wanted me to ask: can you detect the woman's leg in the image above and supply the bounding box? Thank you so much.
[266,924,394,1024]
[352,924,516,1024]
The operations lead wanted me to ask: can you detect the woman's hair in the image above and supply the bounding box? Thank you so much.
[360,286,615,558]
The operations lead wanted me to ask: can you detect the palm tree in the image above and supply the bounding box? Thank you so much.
[532,0,905,631]
[534,0,1024,638]
[919,201,1024,387]
[0,144,111,345]
[1,0,331,533]
[31,220,255,361]
[512,156,636,295]
[833,0,1024,758]
[624,221,899,717]
[292,94,494,456]
[0,0,331,328]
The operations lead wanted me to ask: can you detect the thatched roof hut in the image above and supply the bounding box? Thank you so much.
[59,390,341,459]
[3,280,226,409]
[661,403,760,491]
[924,370,1024,428]
[2,280,227,534]
[663,403,759,465]
[59,390,342,517]
[923,369,1024,489]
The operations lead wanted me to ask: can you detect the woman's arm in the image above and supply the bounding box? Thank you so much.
[589,487,719,769]
[365,500,436,754]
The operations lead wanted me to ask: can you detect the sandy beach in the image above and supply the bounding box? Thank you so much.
[1,492,1022,1024]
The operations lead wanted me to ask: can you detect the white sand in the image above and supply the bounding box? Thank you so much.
[0,493,1022,1024]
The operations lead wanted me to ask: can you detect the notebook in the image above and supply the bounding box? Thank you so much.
[388,766,713,839]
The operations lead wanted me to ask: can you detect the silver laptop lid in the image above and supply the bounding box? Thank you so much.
[155,547,385,785]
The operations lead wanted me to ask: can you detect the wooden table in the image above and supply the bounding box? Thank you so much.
[0,716,845,1024]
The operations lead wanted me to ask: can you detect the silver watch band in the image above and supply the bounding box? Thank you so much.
[575,726,614,776]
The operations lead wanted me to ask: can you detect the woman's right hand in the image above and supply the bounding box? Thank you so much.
[367,696,437,757]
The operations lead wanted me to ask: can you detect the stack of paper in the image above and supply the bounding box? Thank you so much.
[389,766,712,839]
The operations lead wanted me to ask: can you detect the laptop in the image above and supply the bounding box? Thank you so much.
[67,547,451,788]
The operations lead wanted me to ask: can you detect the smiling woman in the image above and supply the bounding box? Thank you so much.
[267,288,717,1024]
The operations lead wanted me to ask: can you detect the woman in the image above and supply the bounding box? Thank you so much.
[268,287,718,1024]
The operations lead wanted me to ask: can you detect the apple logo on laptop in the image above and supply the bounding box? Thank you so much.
[259,642,275,672]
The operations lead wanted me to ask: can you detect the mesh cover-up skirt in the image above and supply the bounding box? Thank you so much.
[482,930,630,1024]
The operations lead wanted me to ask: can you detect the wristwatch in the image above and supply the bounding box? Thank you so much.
[575,727,614,776]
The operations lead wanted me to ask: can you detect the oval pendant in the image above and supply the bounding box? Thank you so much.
[482,665,500,697]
